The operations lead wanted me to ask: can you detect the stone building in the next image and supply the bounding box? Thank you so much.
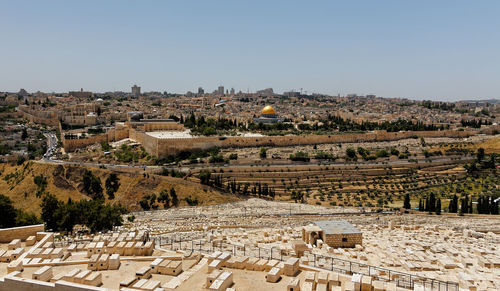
[302,220,362,248]
[253,105,282,124]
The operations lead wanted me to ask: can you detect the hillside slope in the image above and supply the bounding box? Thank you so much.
[0,161,238,215]
[475,135,500,153]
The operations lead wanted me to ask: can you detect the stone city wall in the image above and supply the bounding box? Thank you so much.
[151,129,474,158]
[142,122,185,131]
[62,124,475,157]
[62,127,129,152]
[0,224,45,243]
[18,107,59,126]
[128,127,158,156]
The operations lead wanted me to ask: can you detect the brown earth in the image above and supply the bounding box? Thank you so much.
[474,135,500,153]
[0,161,238,215]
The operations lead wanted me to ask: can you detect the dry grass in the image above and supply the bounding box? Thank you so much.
[474,135,500,153]
[0,161,238,215]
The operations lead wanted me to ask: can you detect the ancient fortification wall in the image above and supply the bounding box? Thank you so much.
[0,224,45,243]
[18,107,59,126]
[129,128,158,156]
[152,129,473,158]
[62,127,129,152]
[62,124,475,158]
[142,122,185,131]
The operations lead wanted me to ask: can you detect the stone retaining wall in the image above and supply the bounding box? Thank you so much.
[0,224,44,243]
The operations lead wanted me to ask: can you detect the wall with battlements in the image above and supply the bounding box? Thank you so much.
[18,106,59,126]
[151,129,474,158]
[62,123,476,158]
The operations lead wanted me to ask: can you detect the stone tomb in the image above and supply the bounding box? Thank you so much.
[32,266,52,282]
[284,257,300,276]
[265,267,282,283]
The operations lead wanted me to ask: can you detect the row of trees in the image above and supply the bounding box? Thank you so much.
[346,147,402,161]
[417,193,442,214]
[406,193,498,215]
[82,170,120,200]
[140,188,179,210]
[199,170,277,199]
[40,193,126,232]
[460,119,492,128]
[0,194,41,228]
[319,115,445,132]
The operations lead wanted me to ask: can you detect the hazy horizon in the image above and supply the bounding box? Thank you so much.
[1,0,499,101]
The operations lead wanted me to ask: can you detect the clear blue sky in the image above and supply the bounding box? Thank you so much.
[1,0,499,101]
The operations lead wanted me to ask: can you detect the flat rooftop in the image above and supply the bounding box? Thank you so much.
[314,220,361,235]
[146,130,194,139]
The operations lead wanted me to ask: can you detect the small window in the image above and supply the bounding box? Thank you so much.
[342,237,348,242]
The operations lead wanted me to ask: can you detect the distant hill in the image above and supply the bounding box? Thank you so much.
[460,99,500,104]
[0,161,238,215]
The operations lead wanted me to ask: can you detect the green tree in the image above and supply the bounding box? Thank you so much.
[158,190,170,209]
[21,128,28,140]
[34,175,48,198]
[346,148,357,159]
[428,192,436,212]
[199,170,211,185]
[170,187,179,207]
[476,147,485,162]
[436,198,441,215]
[15,211,42,226]
[0,194,17,228]
[139,195,151,210]
[40,193,62,231]
[82,170,104,200]
[449,195,458,213]
[403,194,411,209]
[101,142,111,152]
[260,147,267,159]
[105,173,120,200]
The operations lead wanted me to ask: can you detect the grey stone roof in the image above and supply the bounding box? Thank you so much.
[313,220,361,235]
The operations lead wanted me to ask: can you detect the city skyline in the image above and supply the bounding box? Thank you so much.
[1,0,499,101]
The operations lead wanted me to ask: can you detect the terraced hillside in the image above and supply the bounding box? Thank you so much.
[188,156,471,208]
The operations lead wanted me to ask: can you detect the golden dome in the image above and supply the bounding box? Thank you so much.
[261,105,276,115]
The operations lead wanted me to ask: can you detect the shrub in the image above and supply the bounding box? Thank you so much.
[346,148,357,159]
[290,151,310,162]
[259,147,267,159]
[376,150,389,158]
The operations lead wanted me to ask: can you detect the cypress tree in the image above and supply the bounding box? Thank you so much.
[484,196,490,214]
[469,198,473,214]
[418,199,423,211]
[458,198,464,216]
[491,198,499,215]
[436,198,441,215]
[429,193,436,212]
[451,195,458,213]
[404,194,411,210]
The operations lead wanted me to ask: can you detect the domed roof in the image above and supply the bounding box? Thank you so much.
[262,105,276,115]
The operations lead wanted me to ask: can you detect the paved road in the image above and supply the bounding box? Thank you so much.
[37,155,474,174]
[43,132,58,159]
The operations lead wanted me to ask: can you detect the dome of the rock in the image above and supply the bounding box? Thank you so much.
[261,105,276,115]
